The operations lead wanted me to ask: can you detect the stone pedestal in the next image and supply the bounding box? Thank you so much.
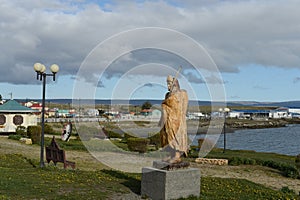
[141,167,200,200]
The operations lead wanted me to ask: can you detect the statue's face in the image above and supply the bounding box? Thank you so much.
[167,80,173,91]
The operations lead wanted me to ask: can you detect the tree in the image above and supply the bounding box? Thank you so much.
[142,101,152,110]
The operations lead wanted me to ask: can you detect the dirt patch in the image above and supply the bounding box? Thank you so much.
[190,162,300,194]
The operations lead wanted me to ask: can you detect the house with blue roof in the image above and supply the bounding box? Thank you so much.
[0,99,39,133]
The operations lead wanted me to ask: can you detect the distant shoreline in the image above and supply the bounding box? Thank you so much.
[189,118,300,135]
[12,98,300,107]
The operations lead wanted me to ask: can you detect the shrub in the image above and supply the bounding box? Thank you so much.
[148,132,161,149]
[280,164,298,178]
[229,157,256,166]
[102,128,122,139]
[229,157,243,165]
[15,126,27,137]
[27,126,41,144]
[244,158,256,165]
[123,133,137,142]
[280,186,295,194]
[295,154,300,175]
[127,138,150,153]
[8,134,22,141]
[44,123,55,135]
[229,157,298,178]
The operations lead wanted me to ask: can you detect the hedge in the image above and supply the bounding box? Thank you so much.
[15,126,27,137]
[148,132,161,149]
[127,138,150,153]
[102,128,122,139]
[8,134,22,141]
[27,126,41,144]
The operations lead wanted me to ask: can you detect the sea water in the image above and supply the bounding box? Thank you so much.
[191,124,300,156]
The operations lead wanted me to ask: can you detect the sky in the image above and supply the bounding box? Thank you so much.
[1,0,300,102]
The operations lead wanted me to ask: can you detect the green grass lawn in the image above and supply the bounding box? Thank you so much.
[203,148,299,178]
[0,154,139,200]
[199,177,297,200]
[0,153,298,200]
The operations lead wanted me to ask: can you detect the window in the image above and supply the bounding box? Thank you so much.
[13,115,23,125]
[0,115,6,125]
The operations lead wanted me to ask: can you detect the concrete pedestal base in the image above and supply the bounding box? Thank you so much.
[141,167,200,200]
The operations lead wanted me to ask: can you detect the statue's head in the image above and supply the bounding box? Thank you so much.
[167,75,180,92]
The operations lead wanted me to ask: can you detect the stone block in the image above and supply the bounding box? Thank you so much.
[195,158,228,165]
[141,167,200,200]
[153,160,190,170]
[20,138,32,145]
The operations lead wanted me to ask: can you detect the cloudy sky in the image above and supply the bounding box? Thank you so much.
[1,0,300,102]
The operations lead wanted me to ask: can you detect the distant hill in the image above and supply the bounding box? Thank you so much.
[14,99,300,108]
[243,101,300,108]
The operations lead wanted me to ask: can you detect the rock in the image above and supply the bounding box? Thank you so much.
[19,138,32,145]
[195,158,228,165]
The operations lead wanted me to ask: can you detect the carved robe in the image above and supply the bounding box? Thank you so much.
[160,89,188,156]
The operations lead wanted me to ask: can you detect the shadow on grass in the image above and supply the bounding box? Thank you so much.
[101,169,141,195]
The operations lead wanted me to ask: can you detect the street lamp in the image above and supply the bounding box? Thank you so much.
[219,108,230,153]
[34,62,59,167]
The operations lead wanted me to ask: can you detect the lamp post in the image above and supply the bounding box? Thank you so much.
[219,108,230,153]
[34,63,59,167]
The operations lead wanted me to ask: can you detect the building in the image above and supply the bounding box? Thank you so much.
[288,107,300,118]
[228,110,242,118]
[228,110,270,119]
[187,112,205,120]
[269,107,291,119]
[86,109,99,117]
[0,100,39,133]
[140,109,152,116]
[55,109,74,118]
[288,108,300,114]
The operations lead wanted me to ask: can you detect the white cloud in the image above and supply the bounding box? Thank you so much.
[1,0,300,86]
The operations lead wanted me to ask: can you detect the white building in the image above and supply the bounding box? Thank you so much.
[269,108,291,119]
[86,109,99,117]
[0,100,39,133]
[228,111,242,118]
[288,108,300,115]
[187,112,205,119]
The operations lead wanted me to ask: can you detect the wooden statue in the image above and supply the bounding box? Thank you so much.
[159,75,188,163]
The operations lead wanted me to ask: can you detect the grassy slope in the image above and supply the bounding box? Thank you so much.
[0,138,299,199]
[0,154,297,200]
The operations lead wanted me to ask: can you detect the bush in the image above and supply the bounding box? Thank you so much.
[27,126,41,144]
[102,128,122,139]
[295,154,300,175]
[228,157,298,178]
[280,186,295,194]
[123,133,137,142]
[15,126,27,137]
[8,134,22,141]
[229,157,243,166]
[127,138,150,153]
[229,157,256,166]
[279,164,298,178]
[44,123,55,135]
[148,132,161,149]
